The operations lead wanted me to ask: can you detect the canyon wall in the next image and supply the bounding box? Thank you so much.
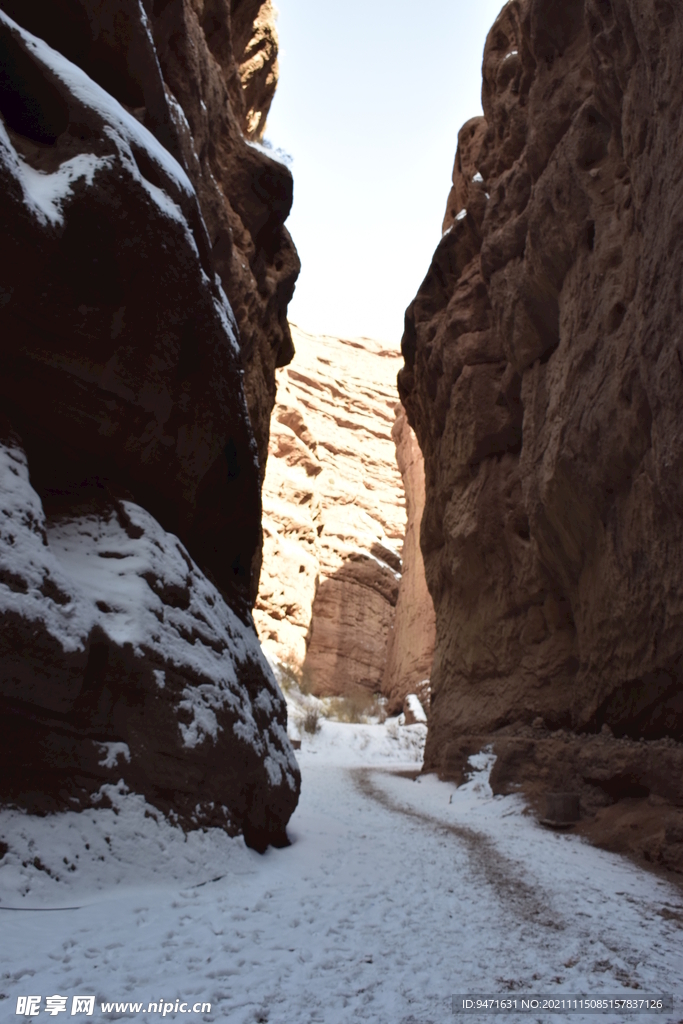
[381,408,436,714]
[399,0,683,871]
[255,325,420,702]
[0,0,299,849]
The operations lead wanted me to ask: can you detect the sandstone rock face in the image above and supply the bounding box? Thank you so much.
[0,438,297,848]
[382,408,436,714]
[231,0,279,139]
[0,0,300,598]
[0,3,299,847]
[399,0,683,870]
[254,325,407,698]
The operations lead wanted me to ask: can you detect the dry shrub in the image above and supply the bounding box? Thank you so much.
[326,687,386,725]
[278,659,315,696]
[302,709,321,734]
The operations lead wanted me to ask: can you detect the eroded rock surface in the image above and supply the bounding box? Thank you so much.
[399,0,683,871]
[0,2,299,846]
[254,325,407,698]
[0,0,300,595]
[0,440,297,847]
[382,407,436,715]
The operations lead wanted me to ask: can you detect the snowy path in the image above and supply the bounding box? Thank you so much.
[1,722,682,1023]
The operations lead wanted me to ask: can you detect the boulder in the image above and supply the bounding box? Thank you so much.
[0,439,298,849]
[400,694,428,727]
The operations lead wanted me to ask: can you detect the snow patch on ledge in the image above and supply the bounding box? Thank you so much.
[0,10,193,200]
[97,743,131,769]
[0,124,113,227]
[0,11,210,253]
[0,442,297,787]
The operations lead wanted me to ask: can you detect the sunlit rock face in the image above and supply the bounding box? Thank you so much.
[381,407,436,715]
[254,325,408,699]
[399,0,683,870]
[0,1,299,847]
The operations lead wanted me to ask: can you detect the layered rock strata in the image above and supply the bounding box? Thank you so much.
[399,0,683,871]
[254,325,408,699]
[0,2,299,847]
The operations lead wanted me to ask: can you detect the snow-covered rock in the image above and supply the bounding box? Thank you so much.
[0,436,299,848]
[399,693,427,726]
[0,8,300,847]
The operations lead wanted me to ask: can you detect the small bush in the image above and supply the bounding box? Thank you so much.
[278,659,315,696]
[326,688,387,725]
[277,661,298,693]
[302,709,321,735]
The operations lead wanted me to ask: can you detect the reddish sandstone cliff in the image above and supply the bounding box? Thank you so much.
[0,0,299,579]
[382,408,436,715]
[254,325,406,699]
[400,0,683,872]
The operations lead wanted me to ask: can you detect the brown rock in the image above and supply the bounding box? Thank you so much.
[382,407,436,714]
[231,0,279,140]
[399,0,683,868]
[0,0,300,598]
[439,727,683,872]
[0,2,300,846]
[254,325,406,696]
[0,438,299,849]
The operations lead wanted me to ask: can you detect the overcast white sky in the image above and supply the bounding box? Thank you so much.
[265,0,506,346]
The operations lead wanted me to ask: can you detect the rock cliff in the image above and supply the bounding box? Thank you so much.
[381,408,436,714]
[0,0,299,849]
[254,325,411,700]
[0,0,300,596]
[399,0,683,872]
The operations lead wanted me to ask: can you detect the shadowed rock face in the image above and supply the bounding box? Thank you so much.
[0,2,299,847]
[0,0,300,597]
[399,0,683,870]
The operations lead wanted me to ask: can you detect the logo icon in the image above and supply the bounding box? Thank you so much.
[71,997,95,1016]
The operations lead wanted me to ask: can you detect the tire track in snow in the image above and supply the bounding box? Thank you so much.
[352,767,564,931]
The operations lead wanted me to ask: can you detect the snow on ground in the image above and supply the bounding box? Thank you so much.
[1,721,682,1023]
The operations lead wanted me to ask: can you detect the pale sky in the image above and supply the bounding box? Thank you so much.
[265,0,507,346]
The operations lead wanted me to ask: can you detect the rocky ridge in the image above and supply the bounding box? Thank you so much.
[0,0,299,848]
[399,0,683,872]
[255,324,433,706]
